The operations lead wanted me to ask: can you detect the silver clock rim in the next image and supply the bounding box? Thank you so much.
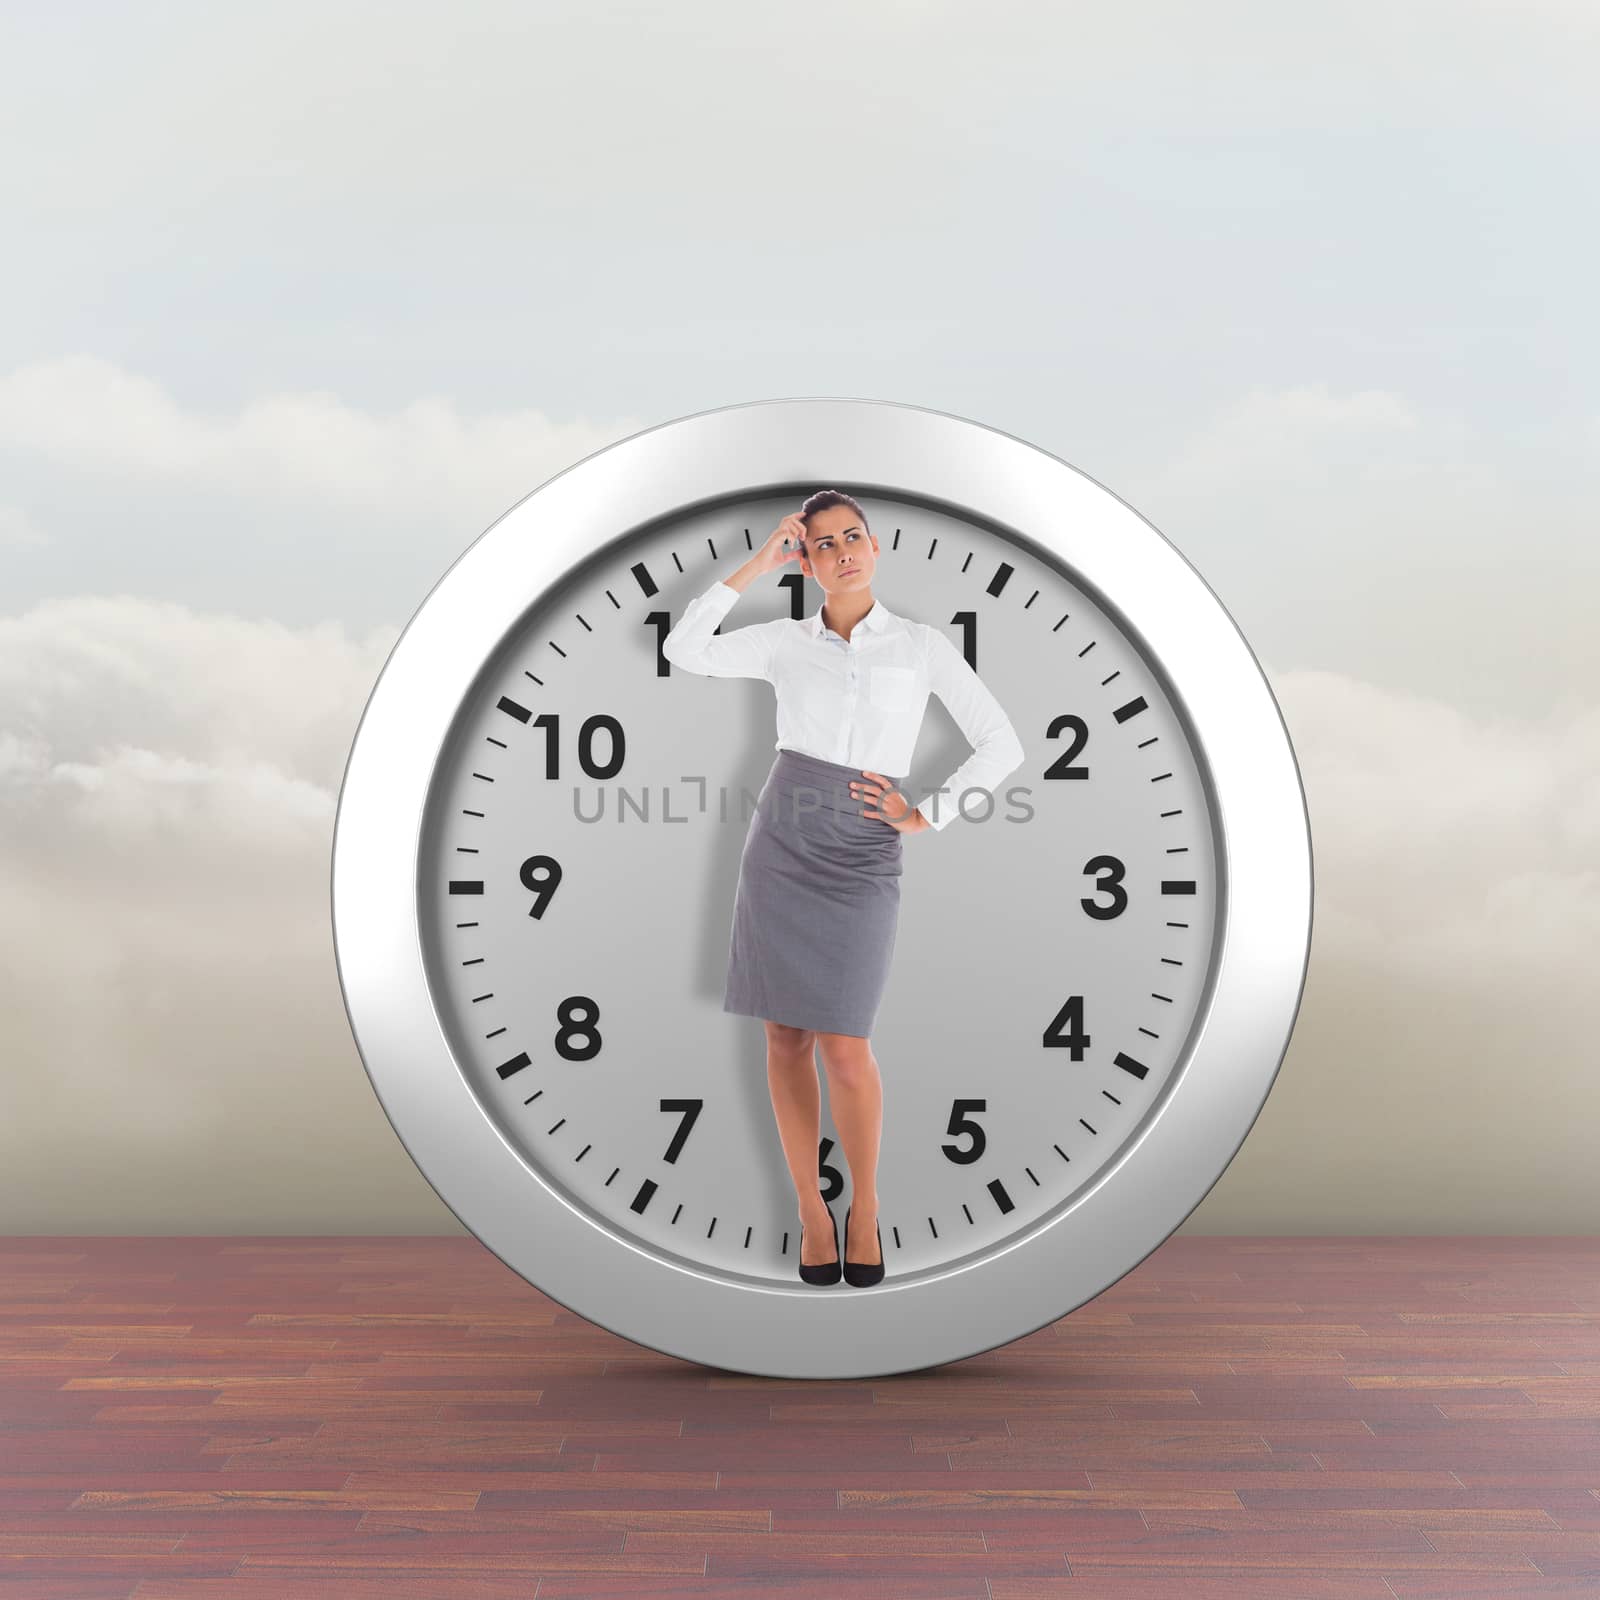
[330,396,1313,1378]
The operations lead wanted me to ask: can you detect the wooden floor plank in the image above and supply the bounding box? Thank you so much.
[0,1234,1594,1595]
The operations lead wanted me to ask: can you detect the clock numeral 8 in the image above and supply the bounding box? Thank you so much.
[554,995,601,1060]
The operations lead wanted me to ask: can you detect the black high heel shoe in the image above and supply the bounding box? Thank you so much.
[842,1203,884,1287]
[797,1205,841,1286]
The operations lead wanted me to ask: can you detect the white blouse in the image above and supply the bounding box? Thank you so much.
[662,579,1025,830]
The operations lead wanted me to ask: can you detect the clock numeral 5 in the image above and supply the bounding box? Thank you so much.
[554,994,601,1061]
[943,1098,987,1165]
[532,712,625,778]
[1042,995,1090,1059]
[519,854,563,918]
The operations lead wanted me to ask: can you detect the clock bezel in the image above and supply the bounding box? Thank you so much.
[331,396,1313,1378]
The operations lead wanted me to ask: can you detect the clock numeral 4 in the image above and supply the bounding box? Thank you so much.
[1042,995,1090,1059]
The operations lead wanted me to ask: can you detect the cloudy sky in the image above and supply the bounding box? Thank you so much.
[2,0,1595,1233]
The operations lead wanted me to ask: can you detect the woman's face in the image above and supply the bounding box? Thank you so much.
[799,503,878,596]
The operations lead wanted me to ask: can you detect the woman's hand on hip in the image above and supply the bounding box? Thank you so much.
[851,771,931,834]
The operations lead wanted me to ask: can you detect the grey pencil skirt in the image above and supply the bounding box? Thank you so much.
[722,747,906,1038]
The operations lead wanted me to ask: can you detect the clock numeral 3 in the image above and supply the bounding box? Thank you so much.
[1081,855,1127,920]
[532,712,626,779]
[554,995,602,1061]
[518,854,563,918]
[1042,995,1091,1059]
[943,1098,987,1165]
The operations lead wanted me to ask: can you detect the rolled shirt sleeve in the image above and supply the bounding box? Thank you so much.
[916,628,1026,830]
[661,580,779,681]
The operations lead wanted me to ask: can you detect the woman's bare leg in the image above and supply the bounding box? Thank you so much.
[763,1020,834,1266]
[815,1032,882,1266]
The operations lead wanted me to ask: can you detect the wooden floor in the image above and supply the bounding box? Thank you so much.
[2,1237,1598,1598]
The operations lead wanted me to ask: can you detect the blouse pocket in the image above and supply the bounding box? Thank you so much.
[867,664,918,711]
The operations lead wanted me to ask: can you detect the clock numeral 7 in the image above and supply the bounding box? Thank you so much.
[659,1098,702,1164]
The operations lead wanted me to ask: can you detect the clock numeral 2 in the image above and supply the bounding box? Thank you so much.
[1043,713,1089,779]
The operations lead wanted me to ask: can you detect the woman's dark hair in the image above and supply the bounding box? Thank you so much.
[800,488,869,533]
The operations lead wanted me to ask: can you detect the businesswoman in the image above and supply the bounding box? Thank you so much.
[662,490,1024,1288]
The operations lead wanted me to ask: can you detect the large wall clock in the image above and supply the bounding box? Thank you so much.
[331,396,1312,1378]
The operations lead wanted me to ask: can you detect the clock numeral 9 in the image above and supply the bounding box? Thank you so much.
[817,1136,846,1203]
[519,854,562,918]
[533,712,625,778]
[943,1098,987,1165]
[554,995,601,1060]
[1042,995,1090,1058]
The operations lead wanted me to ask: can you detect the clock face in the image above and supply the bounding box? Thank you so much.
[415,490,1218,1290]
[333,396,1310,1377]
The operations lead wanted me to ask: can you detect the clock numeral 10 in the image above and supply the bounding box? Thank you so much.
[533,712,625,778]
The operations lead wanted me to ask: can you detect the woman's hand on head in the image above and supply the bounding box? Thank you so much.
[851,771,932,834]
[755,513,809,576]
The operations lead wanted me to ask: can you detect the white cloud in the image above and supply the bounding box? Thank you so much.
[0,354,642,523]
[0,588,1595,1230]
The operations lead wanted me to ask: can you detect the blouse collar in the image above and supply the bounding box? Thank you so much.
[808,595,903,641]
